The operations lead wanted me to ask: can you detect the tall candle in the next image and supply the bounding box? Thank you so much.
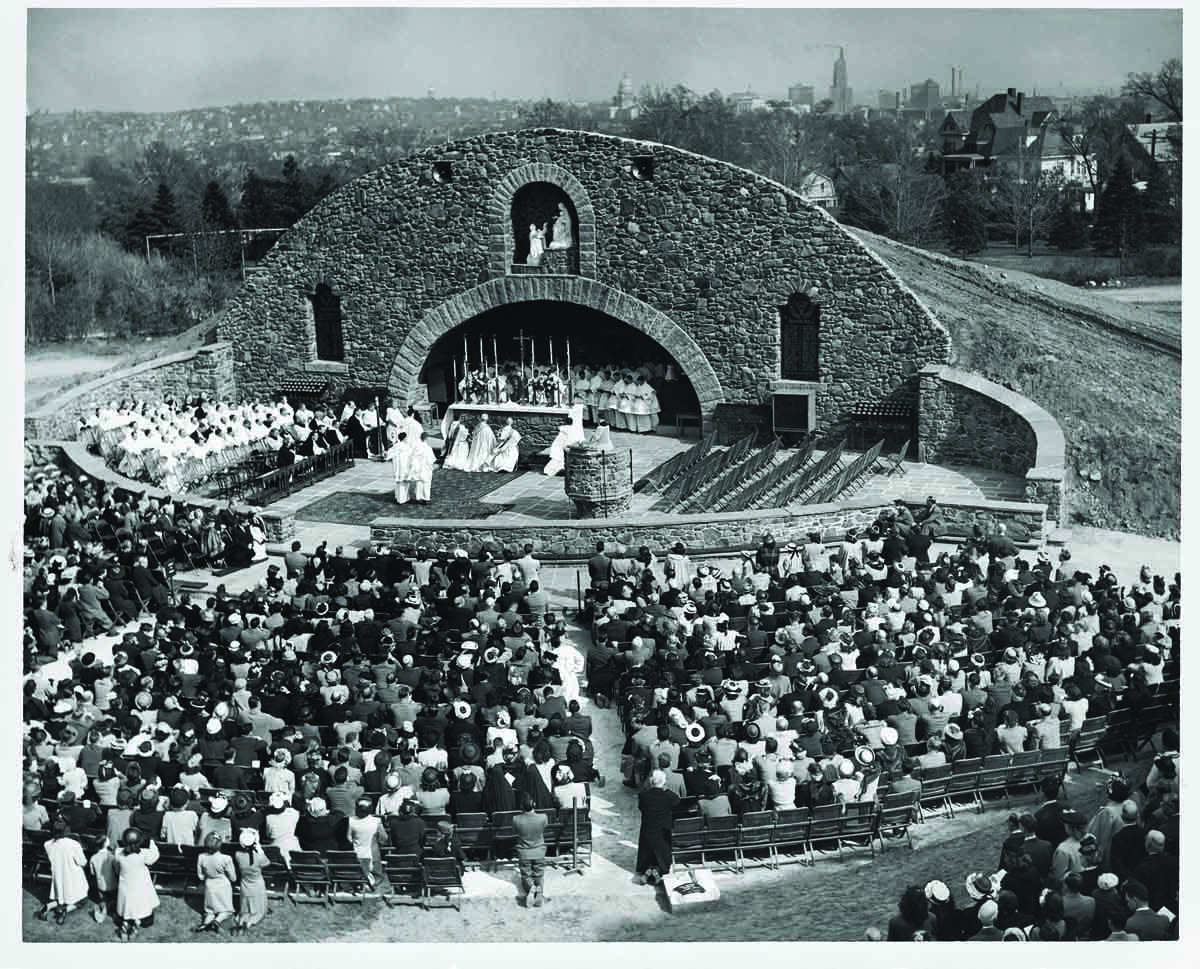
[464,334,469,370]
[549,336,555,368]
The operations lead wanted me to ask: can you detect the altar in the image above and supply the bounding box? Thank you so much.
[440,401,584,455]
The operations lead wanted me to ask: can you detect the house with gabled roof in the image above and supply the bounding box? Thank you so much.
[938,87,1056,174]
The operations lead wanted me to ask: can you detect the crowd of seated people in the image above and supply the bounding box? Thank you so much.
[870,754,1179,940]
[20,480,1179,936]
[23,461,269,669]
[21,538,599,929]
[580,507,1177,925]
[80,394,429,493]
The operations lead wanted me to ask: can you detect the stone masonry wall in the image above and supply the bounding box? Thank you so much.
[919,365,1067,523]
[219,128,950,434]
[24,343,236,441]
[369,496,1047,557]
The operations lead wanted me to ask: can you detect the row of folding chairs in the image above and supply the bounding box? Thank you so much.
[914,747,1069,821]
[290,851,465,910]
[672,793,921,874]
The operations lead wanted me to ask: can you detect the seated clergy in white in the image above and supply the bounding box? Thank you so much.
[489,418,522,473]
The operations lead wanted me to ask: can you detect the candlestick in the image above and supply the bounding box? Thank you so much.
[479,335,486,400]
[464,334,469,370]
[566,338,572,408]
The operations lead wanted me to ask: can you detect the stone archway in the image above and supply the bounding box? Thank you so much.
[386,276,724,418]
[487,162,597,278]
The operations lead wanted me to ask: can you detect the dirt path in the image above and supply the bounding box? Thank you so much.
[1091,284,1181,304]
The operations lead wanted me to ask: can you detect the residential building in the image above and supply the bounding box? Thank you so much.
[938,87,1056,174]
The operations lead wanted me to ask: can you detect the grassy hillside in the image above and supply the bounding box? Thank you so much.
[847,228,1181,539]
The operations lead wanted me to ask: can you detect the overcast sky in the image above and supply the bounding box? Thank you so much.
[26,5,1184,114]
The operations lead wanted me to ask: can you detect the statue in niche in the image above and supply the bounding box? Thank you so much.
[548,202,574,250]
[527,223,547,266]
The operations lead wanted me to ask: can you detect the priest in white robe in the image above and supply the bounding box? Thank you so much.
[388,432,416,504]
[465,414,497,472]
[410,432,436,503]
[489,417,522,473]
[543,408,585,476]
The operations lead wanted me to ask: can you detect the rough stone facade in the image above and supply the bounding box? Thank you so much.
[24,343,236,441]
[919,364,1066,522]
[368,495,1046,557]
[219,129,950,435]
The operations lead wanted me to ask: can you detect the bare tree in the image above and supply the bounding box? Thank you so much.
[846,163,946,245]
[1053,95,1141,198]
[992,167,1066,256]
[1123,57,1183,122]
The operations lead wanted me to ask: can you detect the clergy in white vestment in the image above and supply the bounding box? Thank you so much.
[388,433,416,504]
[385,401,406,445]
[489,418,522,473]
[465,415,497,472]
[442,417,470,469]
[410,433,437,504]
[543,409,585,476]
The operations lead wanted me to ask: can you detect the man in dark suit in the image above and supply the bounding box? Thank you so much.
[129,554,170,609]
[1123,880,1172,939]
[1034,776,1069,848]
[1016,812,1054,880]
[1133,830,1178,912]
[276,439,296,469]
[587,542,612,592]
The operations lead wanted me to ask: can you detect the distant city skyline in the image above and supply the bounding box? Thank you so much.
[27,6,1182,115]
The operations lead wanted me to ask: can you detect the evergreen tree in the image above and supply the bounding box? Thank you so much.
[149,182,180,235]
[238,169,274,229]
[200,180,237,230]
[1091,156,1144,257]
[941,170,989,254]
[1140,166,1180,246]
[1048,199,1089,251]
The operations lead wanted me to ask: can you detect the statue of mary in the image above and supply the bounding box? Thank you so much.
[527,223,546,266]
[548,203,574,250]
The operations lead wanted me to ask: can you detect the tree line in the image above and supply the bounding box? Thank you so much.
[26,60,1181,344]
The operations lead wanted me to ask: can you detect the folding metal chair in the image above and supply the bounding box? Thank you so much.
[421,856,465,911]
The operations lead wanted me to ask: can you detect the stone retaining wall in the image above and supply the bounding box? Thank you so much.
[919,364,1066,522]
[369,496,1047,557]
[24,342,236,441]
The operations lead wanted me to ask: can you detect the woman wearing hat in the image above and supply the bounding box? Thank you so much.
[416,767,450,818]
[262,790,301,863]
[113,828,160,940]
[232,827,269,934]
[37,817,90,925]
[348,797,385,889]
[727,758,766,816]
[194,831,237,933]
[160,786,199,845]
[263,747,297,799]
[198,795,233,845]
[550,763,588,810]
